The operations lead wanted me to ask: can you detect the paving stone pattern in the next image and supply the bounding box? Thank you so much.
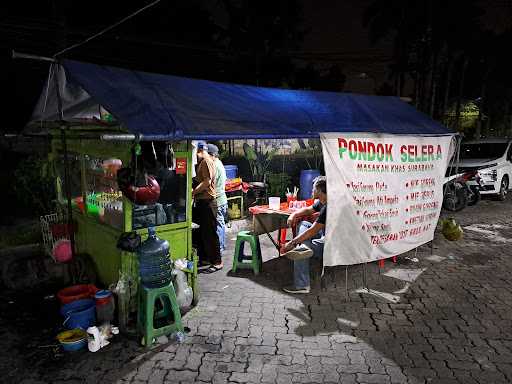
[11,199,512,383]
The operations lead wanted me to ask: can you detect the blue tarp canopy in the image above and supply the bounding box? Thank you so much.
[33,59,452,139]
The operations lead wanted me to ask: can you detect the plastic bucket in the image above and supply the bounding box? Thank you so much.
[224,165,238,180]
[57,284,98,305]
[57,329,88,352]
[61,299,96,330]
[94,290,113,306]
[52,239,73,263]
[300,170,321,200]
[60,337,87,352]
[94,290,116,323]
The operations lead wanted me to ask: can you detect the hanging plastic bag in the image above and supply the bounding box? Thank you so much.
[117,231,141,252]
[174,258,188,271]
[172,269,193,309]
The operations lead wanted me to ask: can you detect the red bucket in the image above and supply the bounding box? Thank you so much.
[57,284,98,305]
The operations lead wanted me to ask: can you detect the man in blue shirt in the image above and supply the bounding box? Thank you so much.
[281,176,327,294]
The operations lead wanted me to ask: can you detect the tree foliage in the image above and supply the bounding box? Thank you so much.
[11,156,55,217]
[363,0,493,130]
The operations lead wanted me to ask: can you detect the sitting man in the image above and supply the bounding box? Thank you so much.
[281,176,327,294]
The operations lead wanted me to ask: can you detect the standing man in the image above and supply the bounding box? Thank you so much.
[193,142,223,272]
[280,176,327,294]
[207,143,228,254]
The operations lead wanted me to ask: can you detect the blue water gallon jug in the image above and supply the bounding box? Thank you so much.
[224,165,238,180]
[299,170,321,200]
[137,227,172,288]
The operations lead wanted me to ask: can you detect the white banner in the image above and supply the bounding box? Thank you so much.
[320,133,454,266]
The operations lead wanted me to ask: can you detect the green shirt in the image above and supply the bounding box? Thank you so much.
[213,158,228,206]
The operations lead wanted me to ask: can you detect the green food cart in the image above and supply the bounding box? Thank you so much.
[41,123,199,332]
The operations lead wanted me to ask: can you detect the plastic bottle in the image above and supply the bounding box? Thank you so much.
[136,227,172,288]
[87,326,101,352]
[175,331,185,343]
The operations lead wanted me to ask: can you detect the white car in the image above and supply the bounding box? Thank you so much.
[452,139,512,200]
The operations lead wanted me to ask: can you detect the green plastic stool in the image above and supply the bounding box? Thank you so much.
[137,282,184,346]
[232,230,262,275]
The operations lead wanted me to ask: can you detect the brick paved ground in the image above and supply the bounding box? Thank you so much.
[6,198,512,383]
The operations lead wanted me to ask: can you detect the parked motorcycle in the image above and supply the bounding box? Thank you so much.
[442,170,483,211]
[465,171,482,206]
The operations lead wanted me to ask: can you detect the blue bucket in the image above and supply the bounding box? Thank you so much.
[60,299,96,330]
[224,165,238,180]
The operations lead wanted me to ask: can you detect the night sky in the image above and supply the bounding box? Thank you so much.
[2,0,510,133]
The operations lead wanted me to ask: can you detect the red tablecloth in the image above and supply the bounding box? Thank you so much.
[249,199,315,215]
[249,202,291,215]
[225,179,250,193]
[249,200,319,250]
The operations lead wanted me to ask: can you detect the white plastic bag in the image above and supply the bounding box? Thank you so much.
[172,269,193,309]
[174,258,188,271]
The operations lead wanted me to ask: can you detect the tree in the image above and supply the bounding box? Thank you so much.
[363,0,485,124]
[217,0,306,86]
